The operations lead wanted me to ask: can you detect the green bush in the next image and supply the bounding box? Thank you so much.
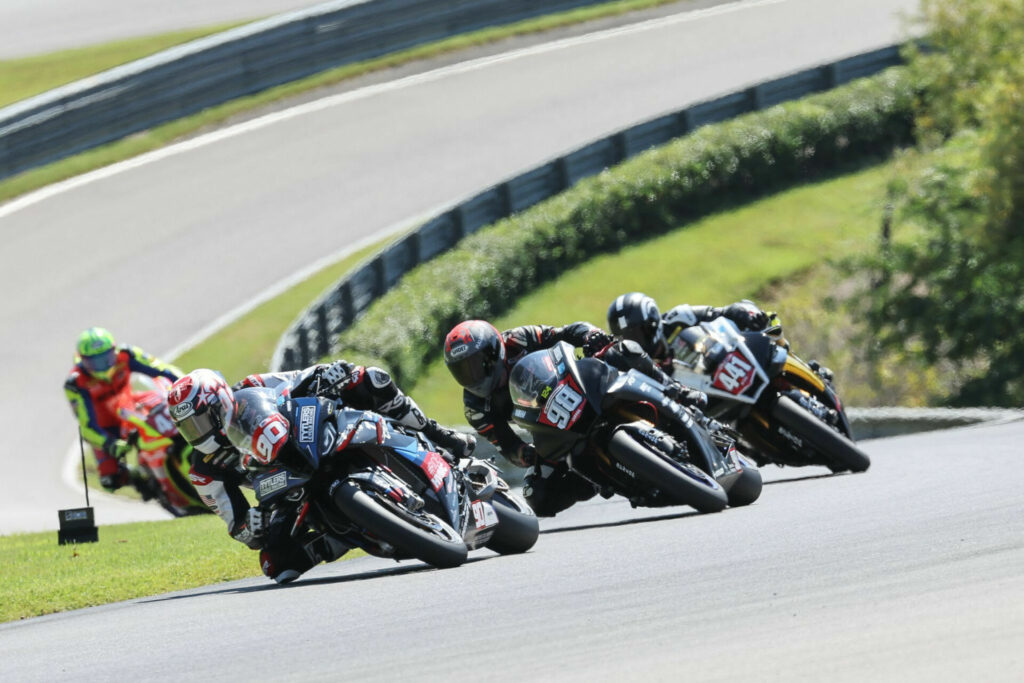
[337,67,916,384]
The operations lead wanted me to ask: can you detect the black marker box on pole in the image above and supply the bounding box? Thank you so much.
[58,507,98,544]
[58,429,99,545]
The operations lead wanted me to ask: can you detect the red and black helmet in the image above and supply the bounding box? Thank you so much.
[444,320,507,398]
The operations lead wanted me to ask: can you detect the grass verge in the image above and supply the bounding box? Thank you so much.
[2,516,251,622]
[0,0,693,205]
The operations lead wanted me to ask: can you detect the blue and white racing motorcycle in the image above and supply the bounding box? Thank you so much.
[229,387,538,573]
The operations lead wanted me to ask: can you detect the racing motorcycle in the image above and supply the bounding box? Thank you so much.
[508,342,762,513]
[666,315,870,473]
[231,387,539,574]
[109,376,208,516]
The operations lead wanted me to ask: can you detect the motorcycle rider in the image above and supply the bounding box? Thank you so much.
[607,292,770,363]
[443,319,708,517]
[167,360,475,583]
[606,292,834,382]
[63,327,182,491]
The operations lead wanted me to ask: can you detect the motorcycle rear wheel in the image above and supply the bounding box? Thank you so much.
[484,490,540,555]
[770,396,871,473]
[333,481,468,568]
[608,430,728,513]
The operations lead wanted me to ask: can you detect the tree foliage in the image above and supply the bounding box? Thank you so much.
[863,0,1024,405]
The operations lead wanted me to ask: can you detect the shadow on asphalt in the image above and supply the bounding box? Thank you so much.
[137,557,492,602]
[763,471,845,486]
[541,509,703,535]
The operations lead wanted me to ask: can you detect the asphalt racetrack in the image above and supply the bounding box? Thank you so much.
[0,0,920,534]
[3,420,1022,680]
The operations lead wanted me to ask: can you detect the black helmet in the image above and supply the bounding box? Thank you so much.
[444,320,507,398]
[607,292,666,357]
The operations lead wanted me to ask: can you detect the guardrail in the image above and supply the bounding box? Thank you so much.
[0,0,650,181]
[271,44,903,371]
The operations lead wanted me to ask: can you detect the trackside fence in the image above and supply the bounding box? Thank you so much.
[270,45,903,371]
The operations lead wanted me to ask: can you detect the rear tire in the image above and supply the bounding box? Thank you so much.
[333,481,468,568]
[485,491,540,555]
[771,396,871,473]
[608,429,728,513]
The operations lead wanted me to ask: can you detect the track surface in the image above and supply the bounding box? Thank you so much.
[3,421,1022,680]
[0,0,319,59]
[0,0,919,534]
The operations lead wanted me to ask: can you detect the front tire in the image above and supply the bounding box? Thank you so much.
[770,396,871,473]
[485,490,540,555]
[726,463,763,507]
[333,481,468,568]
[608,429,728,513]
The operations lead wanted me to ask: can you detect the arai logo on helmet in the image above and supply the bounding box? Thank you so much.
[171,402,195,420]
[449,344,471,358]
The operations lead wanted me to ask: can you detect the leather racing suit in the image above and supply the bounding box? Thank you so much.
[64,345,182,488]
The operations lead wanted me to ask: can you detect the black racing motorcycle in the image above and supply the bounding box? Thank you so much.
[508,342,762,512]
[229,387,539,575]
[666,316,869,473]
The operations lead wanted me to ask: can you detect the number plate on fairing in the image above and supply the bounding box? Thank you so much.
[471,500,499,530]
[539,378,586,430]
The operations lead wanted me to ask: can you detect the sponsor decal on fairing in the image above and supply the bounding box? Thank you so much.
[299,405,316,443]
[258,471,289,497]
[421,451,450,492]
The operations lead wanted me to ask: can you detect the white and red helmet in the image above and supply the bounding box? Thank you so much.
[167,369,235,454]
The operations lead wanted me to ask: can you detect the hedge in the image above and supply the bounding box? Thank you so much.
[335,67,916,384]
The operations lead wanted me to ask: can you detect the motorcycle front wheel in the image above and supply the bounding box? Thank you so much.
[332,481,468,569]
[770,395,871,473]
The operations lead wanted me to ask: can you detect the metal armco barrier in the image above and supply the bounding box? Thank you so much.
[0,0,636,180]
[271,45,903,370]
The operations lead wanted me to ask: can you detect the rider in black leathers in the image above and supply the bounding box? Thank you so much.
[607,292,770,366]
[606,292,836,383]
[168,361,474,583]
[443,319,707,517]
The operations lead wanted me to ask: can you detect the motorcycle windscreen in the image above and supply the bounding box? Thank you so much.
[227,387,292,466]
[509,350,560,409]
[667,326,714,370]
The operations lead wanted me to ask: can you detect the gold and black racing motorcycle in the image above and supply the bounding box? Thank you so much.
[666,316,869,473]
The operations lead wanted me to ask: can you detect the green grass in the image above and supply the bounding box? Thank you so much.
[408,160,897,425]
[0,516,252,622]
[0,0,692,205]
[0,23,248,109]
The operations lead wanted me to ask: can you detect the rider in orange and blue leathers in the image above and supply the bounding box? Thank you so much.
[63,327,182,490]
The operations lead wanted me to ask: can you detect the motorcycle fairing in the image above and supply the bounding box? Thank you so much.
[669,318,770,405]
[333,408,464,530]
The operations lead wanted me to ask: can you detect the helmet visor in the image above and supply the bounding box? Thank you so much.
[176,410,218,445]
[449,353,501,397]
[81,348,117,376]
